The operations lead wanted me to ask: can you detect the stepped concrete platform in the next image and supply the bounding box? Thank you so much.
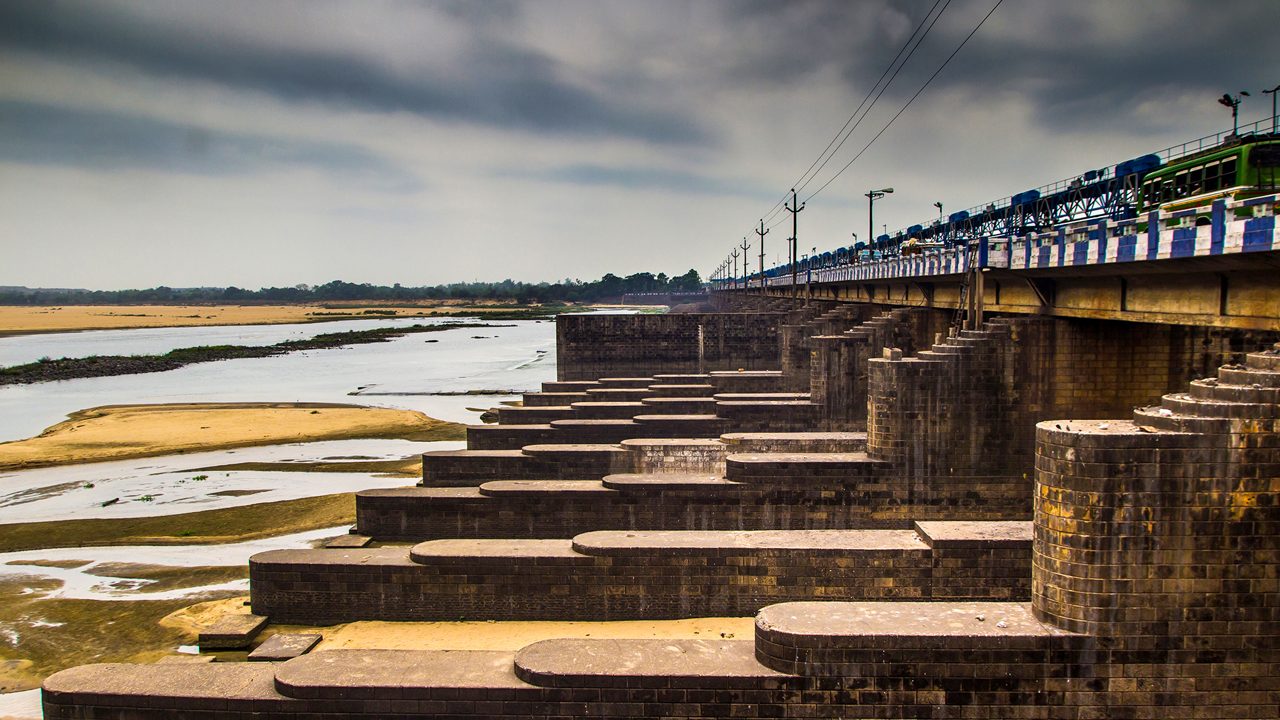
[539,380,599,392]
[494,405,574,424]
[567,400,646,418]
[248,521,1032,623]
[465,423,555,450]
[715,399,818,431]
[520,391,589,407]
[639,397,720,414]
[707,370,784,394]
[620,438,726,473]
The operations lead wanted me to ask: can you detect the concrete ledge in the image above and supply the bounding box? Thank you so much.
[409,538,586,563]
[567,401,645,418]
[274,649,533,700]
[720,431,866,453]
[465,423,556,450]
[197,613,268,650]
[247,633,321,662]
[725,452,885,483]
[914,520,1033,548]
[479,480,617,497]
[513,638,795,689]
[42,662,285,709]
[570,528,925,557]
[495,405,575,424]
[600,473,738,491]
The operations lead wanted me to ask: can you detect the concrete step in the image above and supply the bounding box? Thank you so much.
[1218,366,1280,388]
[651,373,711,385]
[619,438,727,474]
[495,405,574,424]
[477,480,616,498]
[569,401,646,419]
[522,392,589,407]
[600,473,739,491]
[585,387,655,401]
[541,380,601,392]
[1246,347,1280,371]
[715,400,819,432]
[597,377,655,388]
[639,397,720,414]
[632,414,726,438]
[1160,392,1278,419]
[1131,406,1231,434]
[548,418,644,444]
[720,431,868,454]
[466,423,556,450]
[644,383,716,397]
[1188,378,1280,404]
[724,452,886,484]
[421,449,556,486]
[521,443,629,478]
[713,392,810,402]
[708,370,784,394]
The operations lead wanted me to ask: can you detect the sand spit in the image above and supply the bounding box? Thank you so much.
[0,402,462,472]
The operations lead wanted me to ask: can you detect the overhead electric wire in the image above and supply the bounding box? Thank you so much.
[755,0,949,230]
[802,0,1005,205]
[794,0,952,196]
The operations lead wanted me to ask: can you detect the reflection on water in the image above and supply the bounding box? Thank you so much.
[0,318,559,442]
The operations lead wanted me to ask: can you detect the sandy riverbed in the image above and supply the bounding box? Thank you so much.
[0,402,461,472]
[0,302,553,336]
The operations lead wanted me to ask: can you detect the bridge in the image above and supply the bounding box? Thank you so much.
[718,191,1279,330]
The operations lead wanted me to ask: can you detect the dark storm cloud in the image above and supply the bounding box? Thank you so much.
[0,99,421,191]
[523,163,775,200]
[0,0,706,145]
[712,0,1280,136]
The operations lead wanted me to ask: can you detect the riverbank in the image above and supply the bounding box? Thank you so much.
[0,302,578,337]
[0,402,463,472]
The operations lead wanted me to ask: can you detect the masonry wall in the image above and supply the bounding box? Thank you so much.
[556,312,785,380]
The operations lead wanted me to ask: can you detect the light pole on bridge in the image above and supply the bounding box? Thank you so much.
[1218,91,1251,136]
[866,187,893,257]
[1263,83,1280,135]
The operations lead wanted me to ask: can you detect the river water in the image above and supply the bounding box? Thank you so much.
[0,316,560,443]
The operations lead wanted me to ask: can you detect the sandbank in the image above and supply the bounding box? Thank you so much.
[0,302,561,336]
[0,402,462,472]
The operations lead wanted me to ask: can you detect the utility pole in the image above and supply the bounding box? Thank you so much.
[784,189,805,299]
[731,249,740,291]
[1264,83,1280,135]
[755,219,768,289]
[740,236,751,290]
[866,187,894,255]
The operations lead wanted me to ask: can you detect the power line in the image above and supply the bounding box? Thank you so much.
[803,0,1005,204]
[794,0,953,196]
[757,0,949,228]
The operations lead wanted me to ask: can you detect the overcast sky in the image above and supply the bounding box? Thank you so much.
[1,0,1277,290]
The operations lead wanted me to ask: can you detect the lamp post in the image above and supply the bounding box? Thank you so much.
[1264,84,1280,135]
[1218,91,1251,136]
[866,188,894,250]
[934,201,944,222]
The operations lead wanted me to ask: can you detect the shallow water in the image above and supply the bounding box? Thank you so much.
[0,318,559,442]
[0,439,462,523]
[0,525,346,602]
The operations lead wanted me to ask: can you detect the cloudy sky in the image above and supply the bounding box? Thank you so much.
[1,0,1277,290]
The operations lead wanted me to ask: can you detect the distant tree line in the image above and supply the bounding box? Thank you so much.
[0,270,704,306]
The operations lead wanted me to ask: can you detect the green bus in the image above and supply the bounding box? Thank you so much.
[1138,137,1280,213]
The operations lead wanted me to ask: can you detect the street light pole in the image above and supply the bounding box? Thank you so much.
[865,187,894,256]
[1264,84,1280,135]
[1218,91,1251,136]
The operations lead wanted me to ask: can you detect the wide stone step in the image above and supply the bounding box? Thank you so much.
[514,638,781,689]
[495,405,574,424]
[478,480,616,498]
[715,400,819,432]
[632,414,726,437]
[1218,366,1280,387]
[596,376,655,388]
[601,473,739,492]
[569,400,645,419]
[1188,378,1280,404]
[619,438,727,473]
[720,431,868,454]
[651,373,711,385]
[713,392,811,402]
[541,380,600,392]
[548,418,644,443]
[1131,406,1232,434]
[584,387,654,401]
[249,524,1031,623]
[1160,392,1278,419]
[708,370,784,394]
[521,443,629,477]
[421,449,556,486]
[639,397,720,414]
[725,452,886,484]
[466,423,556,450]
[644,383,716,397]
[1246,346,1280,371]
[521,391,589,407]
